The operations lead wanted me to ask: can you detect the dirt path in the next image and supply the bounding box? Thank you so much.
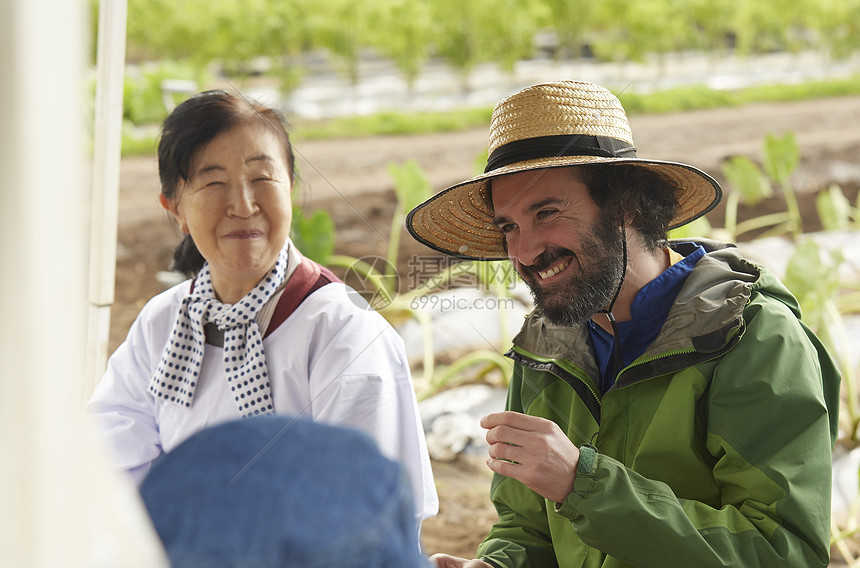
[115,96,860,560]
[120,95,860,218]
[288,95,860,203]
[116,95,860,340]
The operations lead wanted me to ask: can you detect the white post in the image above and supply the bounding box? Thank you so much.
[0,0,168,565]
[85,0,129,400]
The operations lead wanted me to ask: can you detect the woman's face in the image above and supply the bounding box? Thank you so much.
[163,120,293,303]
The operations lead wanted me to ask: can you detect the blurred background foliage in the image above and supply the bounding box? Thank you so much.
[100,0,860,137]
[116,0,860,77]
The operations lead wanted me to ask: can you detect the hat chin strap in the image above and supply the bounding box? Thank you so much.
[597,218,628,381]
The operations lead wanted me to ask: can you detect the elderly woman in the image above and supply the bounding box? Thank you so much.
[87,90,437,528]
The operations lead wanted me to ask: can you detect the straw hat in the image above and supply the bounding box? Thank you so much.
[405,80,722,260]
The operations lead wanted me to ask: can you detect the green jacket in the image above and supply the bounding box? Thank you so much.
[477,240,840,568]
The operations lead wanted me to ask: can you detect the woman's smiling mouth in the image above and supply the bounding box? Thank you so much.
[224,229,263,239]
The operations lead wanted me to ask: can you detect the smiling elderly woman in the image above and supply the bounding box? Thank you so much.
[87,90,437,531]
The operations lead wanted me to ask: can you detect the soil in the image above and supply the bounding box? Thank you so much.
[114,96,860,559]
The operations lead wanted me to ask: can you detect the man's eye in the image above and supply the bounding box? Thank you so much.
[536,209,557,220]
[498,223,515,234]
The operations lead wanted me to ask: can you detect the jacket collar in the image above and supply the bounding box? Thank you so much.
[512,239,764,366]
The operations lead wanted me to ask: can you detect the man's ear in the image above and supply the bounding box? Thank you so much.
[160,194,189,233]
[612,204,632,228]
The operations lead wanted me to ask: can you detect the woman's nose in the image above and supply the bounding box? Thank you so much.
[227,181,259,217]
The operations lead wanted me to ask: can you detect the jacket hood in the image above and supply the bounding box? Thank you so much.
[688,238,803,318]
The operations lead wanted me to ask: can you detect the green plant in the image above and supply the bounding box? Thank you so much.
[326,252,516,397]
[762,132,803,238]
[427,0,539,90]
[667,215,712,240]
[292,107,494,141]
[784,240,845,335]
[720,154,775,239]
[717,132,803,241]
[119,0,860,107]
[327,158,432,304]
[783,238,860,441]
[284,77,860,143]
[368,0,433,90]
[386,160,433,281]
[320,160,517,397]
[121,122,159,156]
[123,61,207,126]
[817,183,860,231]
[290,205,335,264]
[784,237,860,558]
[391,259,516,397]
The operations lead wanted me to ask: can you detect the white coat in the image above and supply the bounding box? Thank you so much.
[88,252,438,526]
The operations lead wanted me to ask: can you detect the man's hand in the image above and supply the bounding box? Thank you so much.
[481,411,580,503]
[430,553,494,567]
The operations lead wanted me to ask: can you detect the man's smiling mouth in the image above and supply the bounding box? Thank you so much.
[538,260,569,280]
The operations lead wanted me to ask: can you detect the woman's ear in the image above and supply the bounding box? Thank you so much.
[160,194,189,233]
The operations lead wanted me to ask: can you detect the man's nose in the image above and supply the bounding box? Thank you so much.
[508,226,546,269]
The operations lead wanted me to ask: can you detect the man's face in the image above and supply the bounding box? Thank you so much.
[491,167,624,326]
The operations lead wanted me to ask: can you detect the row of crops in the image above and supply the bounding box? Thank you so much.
[113,0,860,92]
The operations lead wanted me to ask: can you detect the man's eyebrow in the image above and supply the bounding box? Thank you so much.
[492,197,565,226]
[491,213,512,227]
[526,197,565,212]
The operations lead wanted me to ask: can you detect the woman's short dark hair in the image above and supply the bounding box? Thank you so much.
[158,90,296,277]
[573,164,681,250]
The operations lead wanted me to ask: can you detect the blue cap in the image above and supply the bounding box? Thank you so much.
[140,415,430,568]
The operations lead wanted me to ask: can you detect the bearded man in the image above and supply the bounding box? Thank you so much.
[407,81,840,568]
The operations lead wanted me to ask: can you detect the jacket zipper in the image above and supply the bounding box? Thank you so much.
[510,321,744,422]
[612,325,744,390]
[508,346,602,424]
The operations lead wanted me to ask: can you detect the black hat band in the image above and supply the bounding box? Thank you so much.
[485,134,638,173]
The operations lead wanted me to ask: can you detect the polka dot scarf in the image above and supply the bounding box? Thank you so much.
[148,246,289,418]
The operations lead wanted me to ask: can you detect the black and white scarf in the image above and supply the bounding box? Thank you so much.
[148,246,289,418]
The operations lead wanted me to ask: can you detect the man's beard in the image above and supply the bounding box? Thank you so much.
[519,214,625,327]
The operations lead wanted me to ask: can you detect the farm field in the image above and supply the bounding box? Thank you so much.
[113,95,860,560]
